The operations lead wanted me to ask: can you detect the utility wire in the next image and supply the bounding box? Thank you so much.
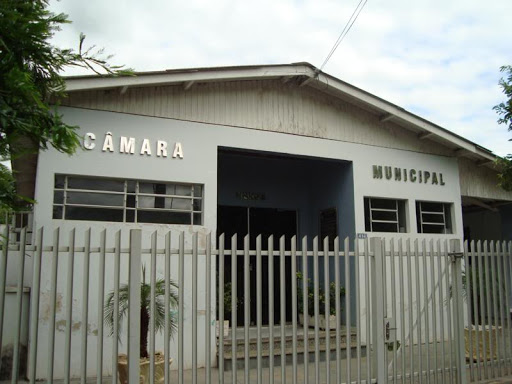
[319,0,368,72]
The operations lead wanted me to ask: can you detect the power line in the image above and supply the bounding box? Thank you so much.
[319,0,368,72]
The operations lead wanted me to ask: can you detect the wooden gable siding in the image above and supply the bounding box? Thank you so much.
[458,157,512,201]
[62,79,453,157]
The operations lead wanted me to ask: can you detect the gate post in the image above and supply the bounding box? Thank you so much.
[450,239,468,384]
[128,229,142,383]
[370,237,387,383]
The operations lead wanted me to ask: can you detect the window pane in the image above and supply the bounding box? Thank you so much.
[370,199,396,210]
[138,196,155,208]
[137,210,191,224]
[127,194,136,208]
[420,202,444,212]
[65,206,123,222]
[127,181,136,193]
[193,199,202,211]
[193,213,202,225]
[138,196,192,210]
[67,177,124,192]
[371,210,397,222]
[175,184,192,196]
[139,183,166,194]
[193,185,202,197]
[169,197,191,210]
[364,198,371,231]
[126,209,135,223]
[67,192,124,206]
[53,191,64,204]
[55,175,65,189]
[422,224,445,234]
[53,205,63,219]
[372,222,398,232]
[422,213,445,224]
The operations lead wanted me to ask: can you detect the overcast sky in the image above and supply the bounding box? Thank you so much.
[49,0,512,156]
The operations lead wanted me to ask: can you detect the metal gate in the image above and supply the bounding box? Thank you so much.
[0,226,511,383]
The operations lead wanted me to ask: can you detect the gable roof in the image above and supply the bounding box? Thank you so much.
[64,62,497,166]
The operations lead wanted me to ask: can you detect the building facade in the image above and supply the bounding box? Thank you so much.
[18,63,512,378]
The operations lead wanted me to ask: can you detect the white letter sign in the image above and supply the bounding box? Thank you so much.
[83,133,96,150]
[120,136,135,154]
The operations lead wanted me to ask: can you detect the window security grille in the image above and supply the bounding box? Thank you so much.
[53,175,203,225]
[416,201,452,234]
[364,197,406,233]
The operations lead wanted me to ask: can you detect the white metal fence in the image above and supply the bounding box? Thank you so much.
[0,226,511,383]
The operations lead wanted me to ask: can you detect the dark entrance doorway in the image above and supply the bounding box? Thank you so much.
[217,205,296,326]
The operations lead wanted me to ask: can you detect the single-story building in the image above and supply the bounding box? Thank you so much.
[11,62,512,379]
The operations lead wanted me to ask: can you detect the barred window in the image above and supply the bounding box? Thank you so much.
[416,201,452,234]
[53,175,203,225]
[364,197,407,233]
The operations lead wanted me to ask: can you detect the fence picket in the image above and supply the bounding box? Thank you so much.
[398,239,406,384]
[96,229,106,384]
[334,237,341,384]
[47,228,60,382]
[28,227,43,384]
[218,234,225,384]
[323,236,330,384]
[413,240,423,384]
[364,237,372,382]
[112,230,120,384]
[244,234,250,384]
[291,236,298,384]
[81,228,91,384]
[355,238,362,383]
[150,231,157,384]
[63,229,74,384]
[256,235,262,384]
[484,240,495,378]
[477,240,488,379]
[313,236,320,384]
[302,236,309,383]
[470,240,482,380]
[128,229,141,384]
[429,240,438,383]
[11,227,27,384]
[267,235,274,384]
[230,233,237,383]
[344,236,351,384]
[421,240,430,383]
[205,232,212,384]
[178,231,185,384]
[192,232,198,384]
[279,235,286,384]
[0,225,9,378]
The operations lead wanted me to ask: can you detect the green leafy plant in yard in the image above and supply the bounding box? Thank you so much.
[104,266,179,358]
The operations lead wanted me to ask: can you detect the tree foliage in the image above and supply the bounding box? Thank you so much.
[0,0,131,208]
[494,66,512,191]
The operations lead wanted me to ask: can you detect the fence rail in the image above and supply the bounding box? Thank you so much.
[0,227,511,383]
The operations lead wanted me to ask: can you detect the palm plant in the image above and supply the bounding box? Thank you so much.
[104,266,179,358]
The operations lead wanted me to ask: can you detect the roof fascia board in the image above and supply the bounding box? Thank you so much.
[65,64,315,92]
